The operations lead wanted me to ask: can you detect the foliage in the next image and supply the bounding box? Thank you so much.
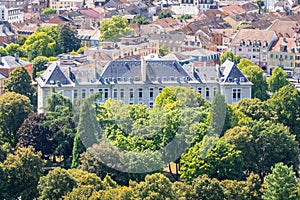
[4,146,44,200]
[0,92,32,145]
[180,139,243,183]
[256,0,265,14]
[38,168,77,200]
[131,14,151,25]
[5,43,23,56]
[67,169,104,190]
[267,66,289,93]
[4,66,34,101]
[22,31,56,60]
[267,85,300,136]
[132,173,176,199]
[178,14,192,20]
[0,163,7,199]
[63,186,98,200]
[241,65,268,100]
[159,44,169,56]
[0,46,8,56]
[99,15,134,42]
[16,112,53,157]
[192,174,225,200]
[17,35,27,46]
[77,46,88,54]
[224,120,299,180]
[237,58,254,71]
[57,23,81,53]
[41,7,56,15]
[32,56,49,79]
[158,11,173,19]
[220,50,241,64]
[262,162,298,200]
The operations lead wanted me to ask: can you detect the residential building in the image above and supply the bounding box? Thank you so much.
[181,49,220,67]
[0,55,33,77]
[229,29,278,72]
[49,0,84,9]
[177,0,217,12]
[0,20,15,44]
[77,29,100,47]
[84,35,159,60]
[267,19,300,38]
[0,5,24,23]
[36,58,252,112]
[0,72,7,95]
[0,0,28,12]
[268,37,300,77]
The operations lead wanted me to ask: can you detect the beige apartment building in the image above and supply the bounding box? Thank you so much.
[49,0,84,9]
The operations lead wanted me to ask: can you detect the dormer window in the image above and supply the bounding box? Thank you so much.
[228,77,233,82]
[240,77,245,82]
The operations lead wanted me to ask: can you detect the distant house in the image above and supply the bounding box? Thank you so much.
[0,55,33,77]
[0,71,7,95]
[77,29,100,47]
[181,48,220,67]
[0,20,15,45]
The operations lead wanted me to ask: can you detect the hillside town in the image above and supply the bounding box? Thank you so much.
[1,0,300,199]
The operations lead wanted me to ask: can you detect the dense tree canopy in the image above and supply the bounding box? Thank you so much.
[220,50,241,64]
[268,66,289,93]
[131,14,150,25]
[99,15,134,42]
[158,11,173,19]
[41,8,56,15]
[32,56,49,79]
[57,23,81,53]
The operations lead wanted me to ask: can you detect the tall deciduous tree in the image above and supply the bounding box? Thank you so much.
[0,46,7,56]
[4,146,44,200]
[220,50,241,64]
[131,14,150,25]
[4,66,34,101]
[99,15,134,42]
[38,168,77,200]
[16,112,53,158]
[22,31,56,60]
[268,66,289,93]
[237,58,254,71]
[267,84,300,136]
[262,163,298,200]
[32,56,49,79]
[158,11,173,19]
[241,65,268,100]
[57,23,81,53]
[0,163,7,199]
[0,92,32,145]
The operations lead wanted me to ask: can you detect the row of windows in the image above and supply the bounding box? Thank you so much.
[270,54,294,60]
[73,87,218,101]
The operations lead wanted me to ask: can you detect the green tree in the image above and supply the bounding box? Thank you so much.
[133,173,176,199]
[5,43,22,56]
[131,14,150,25]
[0,92,32,145]
[0,46,7,56]
[267,84,300,136]
[100,15,134,42]
[224,120,299,180]
[32,56,49,79]
[63,186,98,200]
[17,35,27,46]
[58,23,81,53]
[4,66,34,100]
[38,168,77,200]
[237,58,254,71]
[256,0,265,14]
[268,66,289,93]
[16,112,53,158]
[41,7,56,15]
[159,44,169,56]
[180,139,243,182]
[0,163,7,199]
[158,11,173,19]
[67,169,104,190]
[178,14,192,20]
[4,146,44,200]
[220,50,241,64]
[22,31,56,60]
[262,163,298,200]
[192,174,225,200]
[241,65,268,100]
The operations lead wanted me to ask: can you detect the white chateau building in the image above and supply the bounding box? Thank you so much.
[0,5,24,23]
[37,58,252,113]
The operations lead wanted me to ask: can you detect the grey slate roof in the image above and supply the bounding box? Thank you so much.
[38,62,72,87]
[0,71,7,80]
[220,60,251,84]
[1,56,31,69]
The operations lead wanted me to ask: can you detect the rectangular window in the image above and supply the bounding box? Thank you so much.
[285,55,288,59]
[82,89,86,98]
[149,88,154,101]
[197,87,202,94]
[138,88,143,101]
[104,89,109,100]
[90,89,94,94]
[159,87,163,93]
[98,89,103,101]
[232,88,242,102]
[120,89,124,99]
[290,56,294,60]
[270,54,273,58]
[149,102,153,108]
[206,87,210,98]
[113,88,117,99]
[213,88,217,96]
[129,89,134,102]
[74,89,78,100]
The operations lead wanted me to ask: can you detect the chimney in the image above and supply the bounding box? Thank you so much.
[15,53,19,62]
[141,57,147,82]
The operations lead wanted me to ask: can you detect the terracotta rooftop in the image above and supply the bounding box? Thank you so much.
[267,19,300,38]
[220,4,246,15]
[231,29,276,45]
[270,37,298,52]
[78,9,101,19]
[153,17,180,29]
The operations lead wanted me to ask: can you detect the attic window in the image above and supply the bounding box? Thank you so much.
[240,77,245,82]
[49,80,55,85]
[228,77,233,82]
